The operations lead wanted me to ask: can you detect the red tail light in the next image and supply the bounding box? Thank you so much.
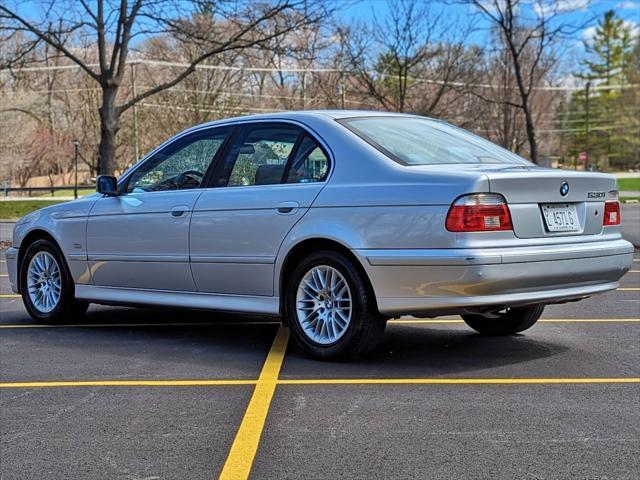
[604,191,621,226]
[446,193,513,232]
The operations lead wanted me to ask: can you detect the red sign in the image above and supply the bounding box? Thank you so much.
[579,151,588,163]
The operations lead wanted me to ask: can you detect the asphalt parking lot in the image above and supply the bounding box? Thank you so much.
[1,208,639,479]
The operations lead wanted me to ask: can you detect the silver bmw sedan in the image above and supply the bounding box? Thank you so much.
[5,111,634,359]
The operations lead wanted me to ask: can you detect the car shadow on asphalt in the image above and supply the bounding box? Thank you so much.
[282,324,569,378]
[5,306,569,378]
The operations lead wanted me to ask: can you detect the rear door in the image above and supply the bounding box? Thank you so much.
[87,126,231,290]
[190,122,331,296]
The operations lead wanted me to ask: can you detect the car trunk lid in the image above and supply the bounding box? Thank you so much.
[485,168,616,239]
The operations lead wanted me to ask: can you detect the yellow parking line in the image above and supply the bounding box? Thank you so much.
[390,319,462,324]
[278,378,640,385]
[390,318,640,324]
[0,379,256,388]
[219,326,289,480]
[0,294,19,298]
[1,377,637,389]
[539,318,640,323]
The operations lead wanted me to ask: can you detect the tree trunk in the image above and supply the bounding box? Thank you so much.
[523,105,538,164]
[98,86,119,175]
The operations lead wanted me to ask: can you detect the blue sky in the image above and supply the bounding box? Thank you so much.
[345,0,639,39]
[12,0,640,74]
[343,0,638,78]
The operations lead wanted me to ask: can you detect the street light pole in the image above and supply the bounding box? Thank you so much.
[73,139,79,199]
[585,81,591,171]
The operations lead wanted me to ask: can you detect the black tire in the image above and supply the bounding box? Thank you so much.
[20,239,88,324]
[285,250,386,360]
[461,304,545,336]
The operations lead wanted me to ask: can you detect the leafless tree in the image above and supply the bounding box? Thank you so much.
[0,0,330,175]
[340,0,472,115]
[465,0,589,164]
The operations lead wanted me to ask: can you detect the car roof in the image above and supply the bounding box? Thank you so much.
[190,109,429,130]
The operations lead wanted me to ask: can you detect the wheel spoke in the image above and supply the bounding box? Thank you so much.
[27,252,62,314]
[295,265,352,345]
[303,279,319,294]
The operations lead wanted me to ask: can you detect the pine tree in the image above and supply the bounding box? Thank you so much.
[560,10,638,170]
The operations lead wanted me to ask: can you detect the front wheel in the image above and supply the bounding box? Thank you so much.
[462,305,545,336]
[286,251,386,360]
[20,239,88,324]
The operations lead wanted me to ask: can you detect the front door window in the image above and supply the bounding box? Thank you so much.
[126,127,230,193]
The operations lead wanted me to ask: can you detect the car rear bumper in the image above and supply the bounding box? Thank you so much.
[5,247,19,294]
[354,239,635,316]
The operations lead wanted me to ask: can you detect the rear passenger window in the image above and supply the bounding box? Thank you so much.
[221,125,299,187]
[285,135,329,183]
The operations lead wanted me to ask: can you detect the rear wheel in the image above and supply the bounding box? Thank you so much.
[461,305,544,336]
[20,239,88,324]
[286,250,386,360]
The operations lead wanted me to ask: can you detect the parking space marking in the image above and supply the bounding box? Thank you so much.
[0,377,637,389]
[219,326,289,480]
[277,378,640,385]
[0,379,256,388]
[0,294,19,298]
[390,318,640,324]
[617,288,640,291]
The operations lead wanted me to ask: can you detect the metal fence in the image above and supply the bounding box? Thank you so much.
[1,186,95,197]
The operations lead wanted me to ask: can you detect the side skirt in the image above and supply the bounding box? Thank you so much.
[75,285,280,315]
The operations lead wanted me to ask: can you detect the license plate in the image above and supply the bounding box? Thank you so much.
[541,203,579,232]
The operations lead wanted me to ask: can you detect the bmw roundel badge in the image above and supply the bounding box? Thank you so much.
[560,182,569,197]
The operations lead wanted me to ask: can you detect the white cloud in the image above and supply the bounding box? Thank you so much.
[616,1,639,10]
[623,19,640,37]
[582,20,639,44]
[533,0,589,16]
[582,25,597,42]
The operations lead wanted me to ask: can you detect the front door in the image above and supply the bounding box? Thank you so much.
[190,122,331,296]
[87,126,231,291]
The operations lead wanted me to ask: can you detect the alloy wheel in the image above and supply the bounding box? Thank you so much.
[295,265,352,345]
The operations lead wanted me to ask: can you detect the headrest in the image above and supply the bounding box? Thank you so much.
[255,164,285,185]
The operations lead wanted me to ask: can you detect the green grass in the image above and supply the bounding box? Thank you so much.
[31,188,93,198]
[0,200,64,220]
[617,178,640,191]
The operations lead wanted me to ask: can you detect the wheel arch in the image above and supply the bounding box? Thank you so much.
[16,229,64,293]
[278,237,379,321]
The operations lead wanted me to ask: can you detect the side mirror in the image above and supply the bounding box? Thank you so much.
[96,175,119,196]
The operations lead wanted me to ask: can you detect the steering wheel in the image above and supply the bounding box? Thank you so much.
[174,170,205,188]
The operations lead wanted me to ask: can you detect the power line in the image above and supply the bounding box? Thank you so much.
[2,59,638,92]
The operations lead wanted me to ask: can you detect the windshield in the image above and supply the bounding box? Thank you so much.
[339,116,531,166]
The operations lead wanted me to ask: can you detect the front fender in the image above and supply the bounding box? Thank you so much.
[12,197,97,285]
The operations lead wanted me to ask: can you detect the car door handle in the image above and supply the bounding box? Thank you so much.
[170,205,190,217]
[276,201,299,214]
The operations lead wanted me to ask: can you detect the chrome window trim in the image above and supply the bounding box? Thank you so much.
[118,118,335,192]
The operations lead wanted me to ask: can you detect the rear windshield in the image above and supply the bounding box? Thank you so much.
[338,116,530,166]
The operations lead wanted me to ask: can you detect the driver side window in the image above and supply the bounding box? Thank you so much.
[126,127,230,193]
